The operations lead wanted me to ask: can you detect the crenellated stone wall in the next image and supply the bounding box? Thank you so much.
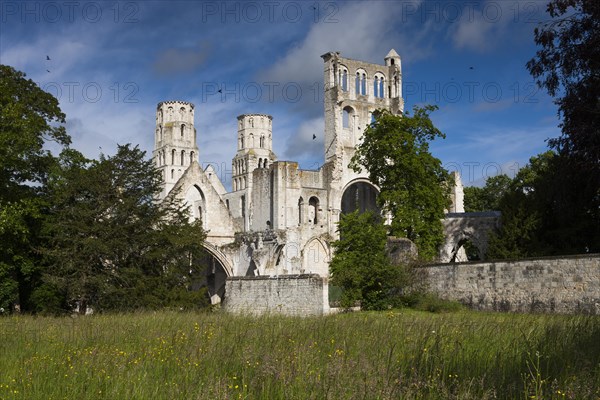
[223,274,325,316]
[421,254,600,314]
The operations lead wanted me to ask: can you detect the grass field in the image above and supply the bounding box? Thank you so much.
[0,310,598,399]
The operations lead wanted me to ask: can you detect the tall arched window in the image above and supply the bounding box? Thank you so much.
[355,72,360,94]
[258,158,263,168]
[181,150,185,165]
[361,73,366,95]
[298,197,304,225]
[171,149,176,164]
[190,151,195,164]
[342,106,354,129]
[180,124,185,137]
[374,77,379,97]
[171,169,174,179]
[309,197,319,224]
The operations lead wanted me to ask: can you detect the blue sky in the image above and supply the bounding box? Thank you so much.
[0,0,560,188]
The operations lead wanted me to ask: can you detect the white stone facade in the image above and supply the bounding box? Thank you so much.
[153,50,466,310]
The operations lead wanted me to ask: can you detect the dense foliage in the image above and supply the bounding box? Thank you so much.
[350,106,452,260]
[0,65,209,314]
[0,65,71,312]
[329,211,409,310]
[41,145,208,313]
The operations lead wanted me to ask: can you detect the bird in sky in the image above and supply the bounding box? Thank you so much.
[46,55,51,60]
[312,134,317,140]
[46,69,50,73]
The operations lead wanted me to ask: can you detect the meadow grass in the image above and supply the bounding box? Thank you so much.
[0,309,598,399]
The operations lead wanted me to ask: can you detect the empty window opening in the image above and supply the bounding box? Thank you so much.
[308,196,319,224]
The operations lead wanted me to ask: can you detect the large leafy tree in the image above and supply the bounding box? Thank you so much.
[329,211,407,310]
[524,0,600,255]
[527,0,600,171]
[42,144,208,313]
[0,65,71,311]
[350,106,452,260]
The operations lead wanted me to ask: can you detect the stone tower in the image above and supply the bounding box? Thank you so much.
[153,101,199,198]
[321,50,404,163]
[231,114,276,229]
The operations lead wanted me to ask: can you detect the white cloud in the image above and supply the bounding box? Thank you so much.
[450,1,512,52]
[259,1,429,85]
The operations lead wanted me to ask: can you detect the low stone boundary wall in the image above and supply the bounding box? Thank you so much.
[422,254,600,314]
[223,274,325,316]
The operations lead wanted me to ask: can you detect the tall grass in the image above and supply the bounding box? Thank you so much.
[0,310,598,399]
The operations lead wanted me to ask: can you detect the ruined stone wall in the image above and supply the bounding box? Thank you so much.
[422,254,600,314]
[223,274,324,316]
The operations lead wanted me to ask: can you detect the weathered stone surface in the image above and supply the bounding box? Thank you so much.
[422,254,600,314]
[223,275,325,316]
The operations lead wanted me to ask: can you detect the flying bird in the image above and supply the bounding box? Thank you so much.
[469,66,474,70]
[217,89,222,93]
[312,134,317,140]
[46,55,51,60]
[46,69,51,73]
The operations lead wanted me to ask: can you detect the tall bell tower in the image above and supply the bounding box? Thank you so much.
[321,50,404,163]
[153,101,199,199]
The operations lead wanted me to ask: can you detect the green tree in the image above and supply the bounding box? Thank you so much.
[42,144,208,313]
[0,65,71,312]
[487,151,599,258]
[350,106,452,260]
[526,0,600,254]
[329,211,407,310]
[463,174,511,212]
[527,0,600,173]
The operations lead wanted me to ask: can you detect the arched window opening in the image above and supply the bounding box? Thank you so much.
[241,195,246,217]
[258,158,263,168]
[170,169,174,179]
[180,124,185,137]
[374,77,379,98]
[361,73,366,95]
[240,135,244,149]
[342,69,348,91]
[181,150,185,166]
[342,106,354,129]
[355,72,360,94]
[243,176,247,189]
[263,159,268,168]
[249,117,254,128]
[308,197,319,224]
[190,151,195,164]
[260,136,264,148]
[298,197,304,225]
[171,149,176,164]
[379,78,384,98]
[390,59,395,65]
[226,199,230,209]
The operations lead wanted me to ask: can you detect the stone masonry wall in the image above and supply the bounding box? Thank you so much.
[223,274,324,316]
[422,254,600,314]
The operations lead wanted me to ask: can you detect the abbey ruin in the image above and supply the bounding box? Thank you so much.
[152,50,500,313]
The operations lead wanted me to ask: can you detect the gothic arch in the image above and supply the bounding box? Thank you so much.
[439,213,501,263]
[302,237,330,277]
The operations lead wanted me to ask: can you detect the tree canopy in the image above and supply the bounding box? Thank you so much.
[329,211,407,310]
[349,106,452,260]
[527,0,600,174]
[42,145,208,313]
[0,65,71,311]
